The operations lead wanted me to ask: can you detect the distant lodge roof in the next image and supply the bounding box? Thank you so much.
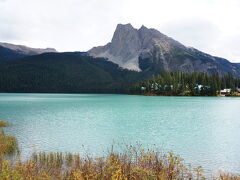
[220,89,231,93]
[141,84,240,93]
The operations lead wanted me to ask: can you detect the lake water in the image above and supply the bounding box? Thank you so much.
[0,93,240,174]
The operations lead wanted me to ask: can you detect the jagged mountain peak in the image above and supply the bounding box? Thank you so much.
[112,23,137,42]
[139,25,147,30]
[115,23,135,30]
[88,23,240,76]
[88,23,183,71]
[111,23,139,45]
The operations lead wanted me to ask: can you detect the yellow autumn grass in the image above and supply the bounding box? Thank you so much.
[0,150,202,180]
[0,120,9,127]
[1,149,239,180]
[0,121,18,157]
[0,120,239,180]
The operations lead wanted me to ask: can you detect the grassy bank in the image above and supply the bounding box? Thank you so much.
[0,121,239,180]
[0,121,18,157]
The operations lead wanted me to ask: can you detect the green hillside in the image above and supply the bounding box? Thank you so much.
[0,52,142,93]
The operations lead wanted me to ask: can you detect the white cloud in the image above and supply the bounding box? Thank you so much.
[0,0,239,62]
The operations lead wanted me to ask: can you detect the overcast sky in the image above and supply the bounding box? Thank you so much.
[0,0,239,62]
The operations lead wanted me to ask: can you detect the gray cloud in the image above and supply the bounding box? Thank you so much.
[213,34,240,61]
[159,17,240,62]
[160,19,220,48]
[0,0,239,62]
[160,18,222,57]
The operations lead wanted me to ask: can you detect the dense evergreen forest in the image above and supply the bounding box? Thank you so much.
[129,72,240,96]
[0,52,143,93]
[1,52,240,95]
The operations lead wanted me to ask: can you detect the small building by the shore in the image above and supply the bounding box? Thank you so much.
[236,88,240,93]
[220,88,231,95]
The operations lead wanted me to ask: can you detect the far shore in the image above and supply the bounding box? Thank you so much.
[129,92,240,97]
[0,92,240,97]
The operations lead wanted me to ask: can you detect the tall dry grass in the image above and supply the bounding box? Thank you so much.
[0,120,9,127]
[0,120,239,180]
[0,121,18,157]
[1,149,203,180]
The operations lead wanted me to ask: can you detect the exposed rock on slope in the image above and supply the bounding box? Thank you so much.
[89,24,142,71]
[88,23,240,77]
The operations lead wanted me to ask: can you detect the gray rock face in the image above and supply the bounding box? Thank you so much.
[88,23,240,76]
[89,24,142,71]
[88,23,185,71]
[0,42,57,55]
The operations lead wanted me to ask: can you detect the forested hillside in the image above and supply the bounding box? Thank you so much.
[0,52,142,93]
[1,51,240,94]
[0,46,26,61]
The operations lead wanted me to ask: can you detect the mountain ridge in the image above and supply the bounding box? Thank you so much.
[0,42,57,55]
[88,23,240,77]
[1,23,240,79]
[0,42,57,61]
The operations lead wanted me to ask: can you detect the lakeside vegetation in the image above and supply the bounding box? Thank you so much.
[130,72,240,96]
[0,121,18,157]
[0,120,239,180]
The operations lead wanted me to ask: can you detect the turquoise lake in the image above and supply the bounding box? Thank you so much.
[0,93,240,174]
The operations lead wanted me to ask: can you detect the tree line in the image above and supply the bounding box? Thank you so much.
[129,72,240,96]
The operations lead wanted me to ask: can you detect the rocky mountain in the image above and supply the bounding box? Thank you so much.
[1,24,239,93]
[0,42,56,61]
[88,23,240,77]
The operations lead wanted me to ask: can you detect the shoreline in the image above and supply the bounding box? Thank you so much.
[129,92,240,97]
[0,92,239,97]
